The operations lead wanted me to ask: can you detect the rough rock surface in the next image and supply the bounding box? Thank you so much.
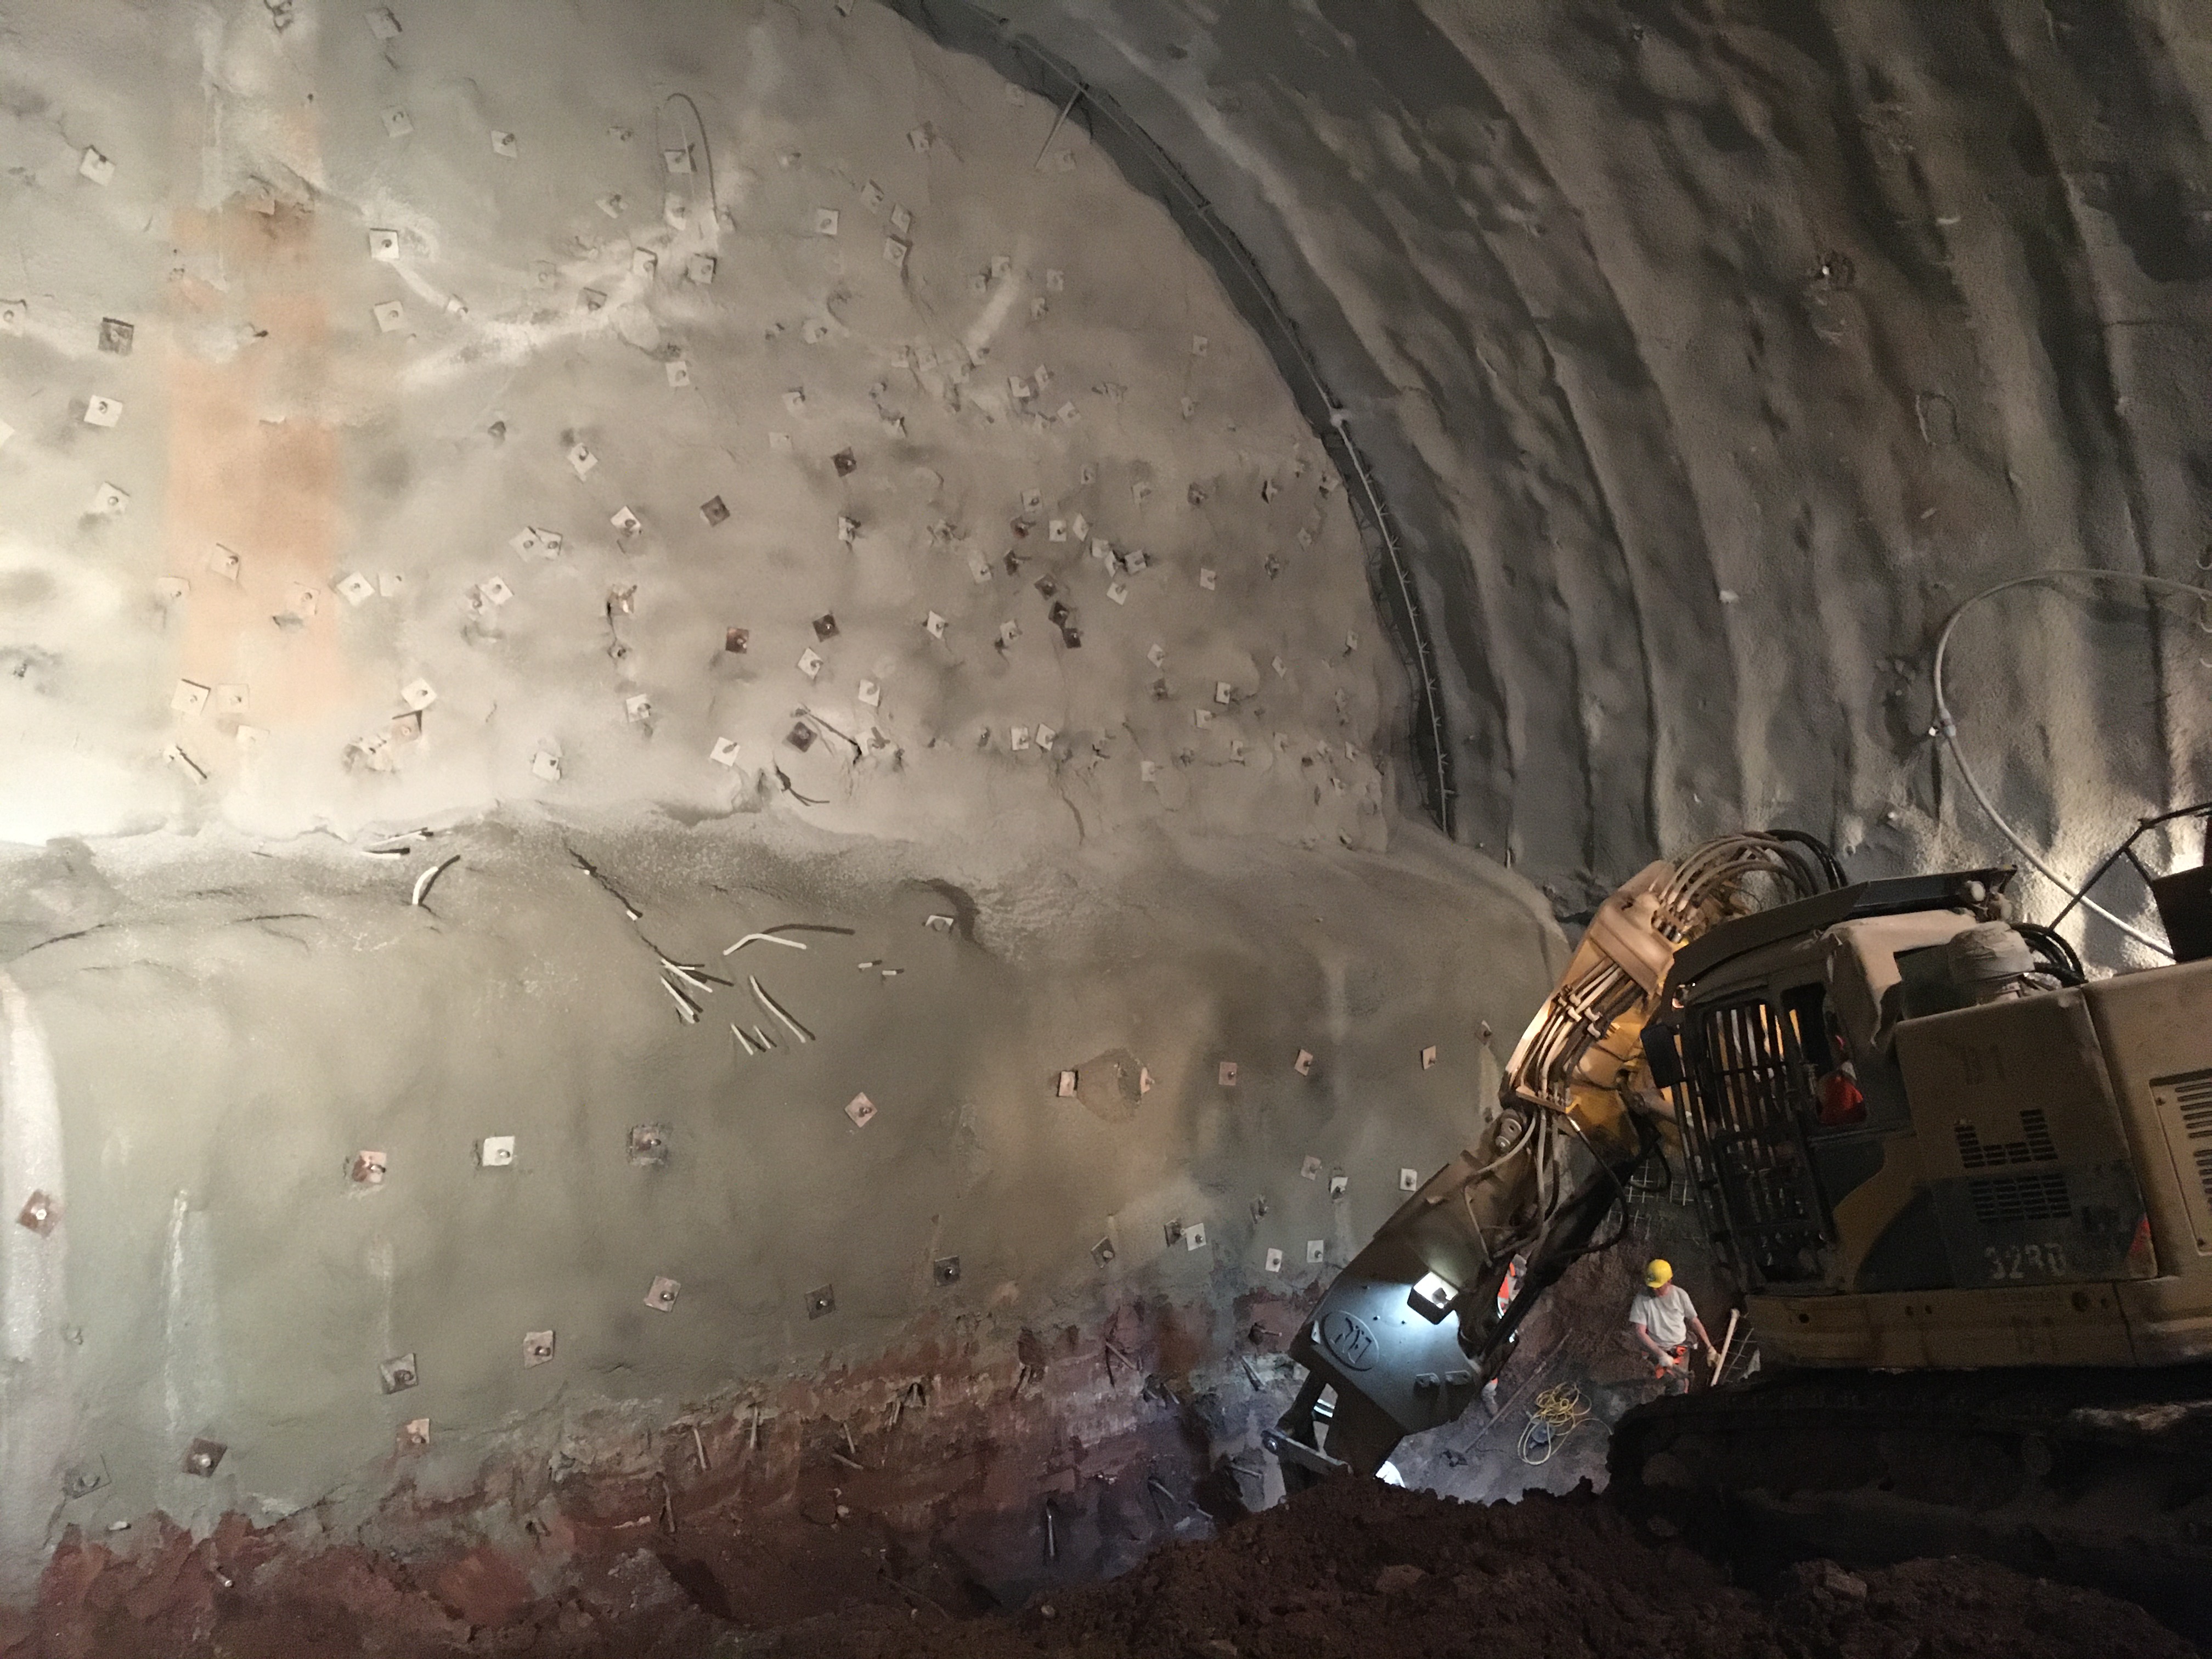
[8,1477,2194,1658]
[0,818,1558,1601]
[0,0,1513,1610]
[749,1479,2200,1659]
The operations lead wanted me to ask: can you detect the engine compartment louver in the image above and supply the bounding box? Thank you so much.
[2151,1068,2212,1216]
[1955,1106,2058,1170]
[1967,1170,2072,1227]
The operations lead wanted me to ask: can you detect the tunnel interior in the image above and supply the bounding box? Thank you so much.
[0,1,2208,1654]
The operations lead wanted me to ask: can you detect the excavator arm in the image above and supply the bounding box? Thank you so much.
[1266,834,1842,1486]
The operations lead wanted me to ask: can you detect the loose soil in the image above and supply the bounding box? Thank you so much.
[7,1473,2196,1658]
[744,1479,2199,1659]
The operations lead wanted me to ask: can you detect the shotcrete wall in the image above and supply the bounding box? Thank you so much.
[9,0,2209,1642]
[919,0,2212,935]
[0,0,1565,1623]
[0,824,1560,1622]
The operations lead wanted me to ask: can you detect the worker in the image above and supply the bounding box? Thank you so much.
[1629,1259,1713,1393]
[1815,1007,1867,1127]
[1818,1063,1867,1127]
[1479,1253,1529,1413]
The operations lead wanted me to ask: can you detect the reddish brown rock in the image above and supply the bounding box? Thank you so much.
[428,1546,534,1629]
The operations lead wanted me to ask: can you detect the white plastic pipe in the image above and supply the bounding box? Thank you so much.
[1930,568,2211,958]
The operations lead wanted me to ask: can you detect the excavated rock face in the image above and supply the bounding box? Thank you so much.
[0,0,1385,851]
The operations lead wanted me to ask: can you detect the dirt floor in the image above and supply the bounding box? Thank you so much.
[8,1473,2197,1659]
[745,1479,2201,1659]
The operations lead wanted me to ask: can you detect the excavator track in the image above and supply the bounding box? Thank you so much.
[1609,1362,2212,1642]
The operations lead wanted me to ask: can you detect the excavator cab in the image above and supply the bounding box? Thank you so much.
[1270,837,2212,1633]
[1649,871,2212,1368]
[1615,869,2212,1638]
[1269,846,2212,1481]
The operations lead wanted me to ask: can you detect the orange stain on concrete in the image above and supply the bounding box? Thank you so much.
[163,191,360,775]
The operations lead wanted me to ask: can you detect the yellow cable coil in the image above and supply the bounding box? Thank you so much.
[1518,1383,1592,1465]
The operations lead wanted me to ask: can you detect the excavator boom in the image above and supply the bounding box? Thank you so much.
[1267,833,1842,1483]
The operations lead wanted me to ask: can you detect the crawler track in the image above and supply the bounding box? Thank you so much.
[1610,1363,2212,1642]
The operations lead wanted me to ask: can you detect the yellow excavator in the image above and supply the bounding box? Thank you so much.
[1266,826,2212,1633]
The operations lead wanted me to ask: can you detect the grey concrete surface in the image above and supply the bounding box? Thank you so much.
[6,0,2208,1621]
[0,0,1387,855]
[900,0,2212,936]
[0,818,1559,1590]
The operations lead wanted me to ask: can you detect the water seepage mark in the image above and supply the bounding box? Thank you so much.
[161,1188,224,1494]
[0,973,71,1593]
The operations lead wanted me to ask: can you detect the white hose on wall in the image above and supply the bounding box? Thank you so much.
[1931,568,2212,958]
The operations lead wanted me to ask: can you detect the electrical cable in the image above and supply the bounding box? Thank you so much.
[1462,1105,1543,1262]
[1519,1384,1590,1465]
[1553,1110,1647,1262]
[1628,1139,1674,1196]
[884,0,1456,833]
[659,93,717,223]
[1931,568,2212,957]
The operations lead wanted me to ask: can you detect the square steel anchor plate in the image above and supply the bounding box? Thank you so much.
[523,1330,556,1367]
[806,1285,836,1319]
[16,1190,58,1235]
[628,1124,670,1166]
[380,1352,419,1393]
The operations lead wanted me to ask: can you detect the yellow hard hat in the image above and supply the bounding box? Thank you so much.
[1644,1259,1673,1288]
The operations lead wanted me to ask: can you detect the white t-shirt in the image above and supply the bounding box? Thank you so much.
[1630,1283,1697,1348]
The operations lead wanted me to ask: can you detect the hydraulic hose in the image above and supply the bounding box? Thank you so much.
[2015,922,2087,987]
